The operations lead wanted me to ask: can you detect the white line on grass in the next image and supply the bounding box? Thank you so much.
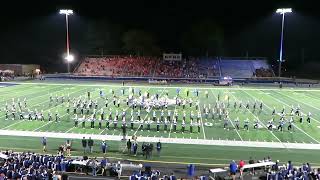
[228,91,284,145]
[251,90,320,144]
[33,114,68,131]
[133,87,154,136]
[211,89,243,141]
[0,87,69,120]
[65,127,75,133]
[274,91,320,124]
[199,101,206,140]
[0,86,60,105]
[2,86,87,129]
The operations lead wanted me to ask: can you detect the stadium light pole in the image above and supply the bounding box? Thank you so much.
[276,8,292,79]
[59,9,73,73]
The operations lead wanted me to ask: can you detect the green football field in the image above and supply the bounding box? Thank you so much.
[0,81,320,165]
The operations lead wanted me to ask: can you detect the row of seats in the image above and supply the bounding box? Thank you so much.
[74,56,273,78]
[75,56,218,78]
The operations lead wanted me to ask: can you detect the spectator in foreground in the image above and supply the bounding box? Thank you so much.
[238,159,245,176]
[229,160,237,180]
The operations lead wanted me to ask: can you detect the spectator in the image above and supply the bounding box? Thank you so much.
[229,160,237,180]
[88,137,94,153]
[101,140,107,154]
[66,139,71,157]
[41,137,47,152]
[169,173,176,180]
[156,140,161,156]
[91,157,98,176]
[81,137,87,154]
[238,159,245,176]
[132,141,138,156]
[127,139,132,154]
[100,157,108,176]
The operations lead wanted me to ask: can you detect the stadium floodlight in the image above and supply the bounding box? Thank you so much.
[59,9,73,73]
[59,9,73,15]
[276,8,292,14]
[65,54,74,62]
[276,8,292,80]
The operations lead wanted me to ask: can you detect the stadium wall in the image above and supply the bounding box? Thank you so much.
[44,74,319,85]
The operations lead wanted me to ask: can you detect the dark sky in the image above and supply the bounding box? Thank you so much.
[0,0,319,71]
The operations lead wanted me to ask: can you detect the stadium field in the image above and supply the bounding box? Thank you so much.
[0,81,320,165]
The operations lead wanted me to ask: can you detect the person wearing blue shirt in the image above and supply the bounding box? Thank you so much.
[229,160,238,179]
[169,173,176,180]
[101,140,107,155]
[100,158,108,176]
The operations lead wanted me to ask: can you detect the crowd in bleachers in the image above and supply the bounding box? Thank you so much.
[75,56,219,78]
[0,150,69,180]
[228,157,320,180]
[267,161,320,180]
[154,60,183,78]
[0,71,14,81]
[254,67,274,77]
[76,56,158,77]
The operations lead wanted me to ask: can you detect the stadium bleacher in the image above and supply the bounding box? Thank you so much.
[219,59,255,78]
[74,56,274,79]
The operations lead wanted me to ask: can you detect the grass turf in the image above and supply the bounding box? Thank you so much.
[0,81,320,165]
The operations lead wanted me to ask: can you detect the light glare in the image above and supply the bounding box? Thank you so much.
[276,8,292,14]
[59,9,73,15]
[65,54,74,62]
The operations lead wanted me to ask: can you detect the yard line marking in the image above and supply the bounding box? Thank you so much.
[33,113,68,132]
[0,87,70,120]
[4,86,89,131]
[210,89,243,141]
[0,85,62,101]
[197,92,206,140]
[65,127,75,133]
[33,88,104,131]
[229,91,284,145]
[251,90,320,144]
[0,86,61,106]
[2,120,26,130]
[275,91,320,124]
[133,87,155,136]
[29,87,90,131]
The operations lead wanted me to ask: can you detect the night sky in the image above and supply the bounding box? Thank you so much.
[0,0,319,72]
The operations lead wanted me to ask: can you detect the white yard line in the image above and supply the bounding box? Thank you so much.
[133,87,154,136]
[167,104,177,138]
[250,90,320,144]
[195,91,206,139]
[31,87,94,132]
[275,91,320,124]
[0,87,69,119]
[33,114,68,132]
[1,129,320,150]
[211,89,243,141]
[0,86,60,105]
[65,127,75,133]
[228,91,284,145]
[3,87,87,131]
